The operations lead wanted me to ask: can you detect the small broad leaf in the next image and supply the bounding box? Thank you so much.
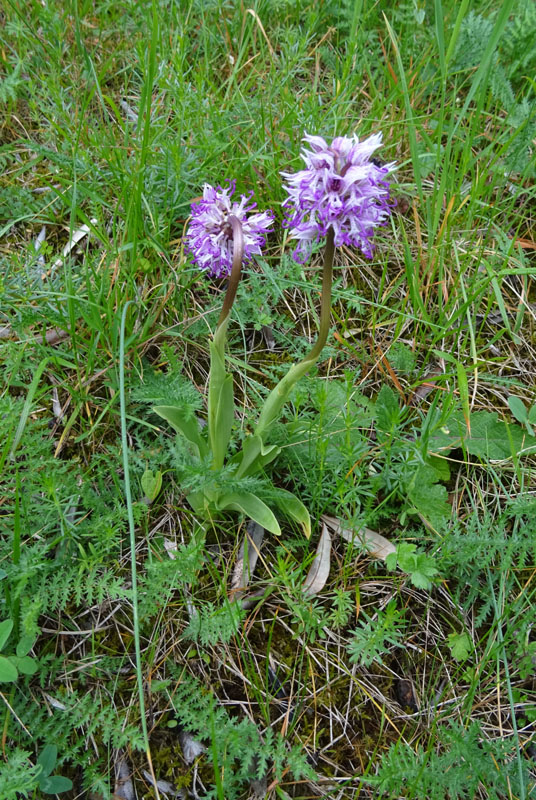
[0,655,18,682]
[302,524,331,596]
[37,744,57,779]
[508,395,527,424]
[272,489,311,538]
[16,634,35,658]
[0,619,13,652]
[153,406,206,458]
[447,631,473,662]
[322,515,395,561]
[528,404,536,424]
[39,775,73,794]
[216,491,281,536]
[11,655,38,676]
[141,469,162,502]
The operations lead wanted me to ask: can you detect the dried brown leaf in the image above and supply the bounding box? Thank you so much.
[230,520,264,597]
[302,523,331,595]
[321,514,395,561]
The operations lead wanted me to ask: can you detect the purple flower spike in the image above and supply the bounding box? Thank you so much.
[282,132,395,263]
[186,181,274,278]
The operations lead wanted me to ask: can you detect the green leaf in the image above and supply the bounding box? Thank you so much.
[235,434,280,478]
[216,491,281,536]
[447,631,473,662]
[255,359,315,439]
[153,406,206,458]
[456,360,470,430]
[11,655,38,676]
[375,385,401,436]
[0,655,18,682]
[386,543,439,590]
[0,619,13,652]
[528,404,536,424]
[508,395,527,424]
[429,411,536,460]
[508,394,532,422]
[208,317,234,469]
[37,744,57,779]
[16,634,35,658]
[141,468,162,501]
[407,467,451,530]
[271,489,311,538]
[39,775,73,794]
[426,455,450,482]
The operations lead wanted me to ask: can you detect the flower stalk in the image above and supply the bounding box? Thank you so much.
[216,215,245,329]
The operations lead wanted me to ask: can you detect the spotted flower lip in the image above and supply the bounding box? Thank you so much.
[281,131,395,263]
[186,181,274,278]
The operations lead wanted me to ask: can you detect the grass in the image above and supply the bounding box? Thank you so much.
[1,0,536,797]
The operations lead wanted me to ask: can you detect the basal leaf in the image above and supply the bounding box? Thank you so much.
[272,488,311,538]
[216,491,281,536]
[235,434,280,479]
[153,405,206,458]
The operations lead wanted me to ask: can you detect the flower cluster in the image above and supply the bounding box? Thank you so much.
[281,132,395,263]
[186,182,274,279]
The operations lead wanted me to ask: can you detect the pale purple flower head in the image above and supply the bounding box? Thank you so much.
[282,132,395,263]
[186,181,274,278]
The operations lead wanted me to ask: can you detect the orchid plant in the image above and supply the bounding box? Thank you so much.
[154,133,394,537]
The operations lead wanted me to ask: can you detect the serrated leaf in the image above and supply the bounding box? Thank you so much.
[375,385,401,435]
[302,524,331,595]
[39,775,73,794]
[216,491,281,536]
[0,655,18,682]
[508,395,527,424]
[429,410,536,460]
[37,745,57,779]
[407,468,451,529]
[448,631,473,662]
[153,405,206,458]
[0,619,13,652]
[426,455,450,482]
[141,469,162,502]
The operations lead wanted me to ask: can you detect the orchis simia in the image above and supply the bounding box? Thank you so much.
[153,134,394,538]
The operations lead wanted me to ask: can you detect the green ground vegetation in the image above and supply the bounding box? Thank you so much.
[1,0,535,797]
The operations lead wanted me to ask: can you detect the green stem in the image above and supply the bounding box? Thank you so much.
[254,229,335,439]
[303,227,335,363]
[216,215,245,329]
